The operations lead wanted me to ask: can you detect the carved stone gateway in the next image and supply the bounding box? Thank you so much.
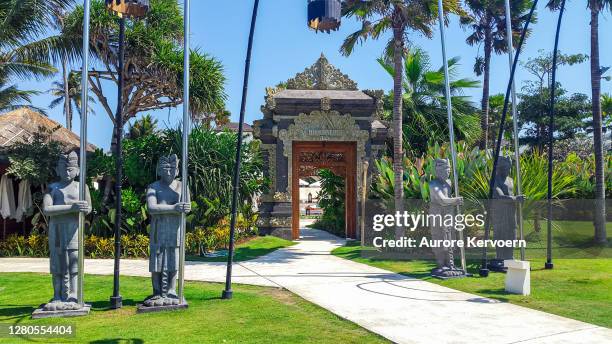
[254,54,388,240]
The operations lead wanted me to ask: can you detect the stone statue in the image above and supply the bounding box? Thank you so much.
[428,159,465,278]
[489,156,524,271]
[142,154,190,308]
[41,151,91,311]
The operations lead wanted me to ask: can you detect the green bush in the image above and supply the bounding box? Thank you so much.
[1,234,148,259]
[372,141,599,202]
[313,169,346,237]
[1,214,259,258]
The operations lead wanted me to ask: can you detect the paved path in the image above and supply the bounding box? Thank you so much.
[1,228,611,344]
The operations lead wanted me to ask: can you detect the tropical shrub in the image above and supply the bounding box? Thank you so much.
[373,141,583,202]
[372,141,486,201]
[313,169,346,237]
[1,234,147,259]
[165,126,267,231]
[186,214,257,255]
[1,125,268,257]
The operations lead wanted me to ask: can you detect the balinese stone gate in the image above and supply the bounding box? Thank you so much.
[254,54,388,240]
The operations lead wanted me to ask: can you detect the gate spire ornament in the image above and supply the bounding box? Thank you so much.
[286,54,357,90]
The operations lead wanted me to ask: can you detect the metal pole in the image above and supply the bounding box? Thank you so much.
[438,0,466,274]
[360,160,369,247]
[504,0,526,261]
[223,0,260,300]
[77,0,92,307]
[110,16,126,310]
[546,0,566,270]
[178,0,190,304]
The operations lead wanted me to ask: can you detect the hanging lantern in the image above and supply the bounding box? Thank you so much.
[308,0,341,33]
[105,0,150,18]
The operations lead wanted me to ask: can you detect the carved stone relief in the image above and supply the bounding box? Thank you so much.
[285,54,358,91]
[278,110,369,197]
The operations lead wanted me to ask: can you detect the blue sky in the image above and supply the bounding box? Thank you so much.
[20,0,612,150]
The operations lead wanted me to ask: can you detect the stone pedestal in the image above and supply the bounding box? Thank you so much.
[136,302,188,314]
[32,304,91,319]
[504,259,530,296]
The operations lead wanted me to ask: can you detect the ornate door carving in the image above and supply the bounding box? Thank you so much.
[292,141,357,239]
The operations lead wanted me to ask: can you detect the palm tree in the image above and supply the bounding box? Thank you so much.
[586,0,609,244]
[48,71,95,130]
[460,0,535,151]
[588,0,612,243]
[127,114,158,139]
[378,48,481,154]
[0,82,40,113]
[547,0,610,243]
[0,0,70,113]
[340,0,462,214]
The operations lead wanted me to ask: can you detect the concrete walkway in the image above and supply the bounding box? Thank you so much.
[1,228,610,344]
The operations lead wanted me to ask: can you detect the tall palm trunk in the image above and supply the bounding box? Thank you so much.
[480,26,492,151]
[392,22,404,224]
[589,2,607,243]
[62,56,72,131]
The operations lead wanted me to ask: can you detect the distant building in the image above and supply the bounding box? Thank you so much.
[214,122,254,143]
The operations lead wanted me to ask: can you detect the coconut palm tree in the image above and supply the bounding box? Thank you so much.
[48,71,95,130]
[460,0,535,151]
[0,0,72,113]
[378,47,481,154]
[127,114,158,139]
[585,0,609,244]
[548,0,610,243]
[340,0,463,213]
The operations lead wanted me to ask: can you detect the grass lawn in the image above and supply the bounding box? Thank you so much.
[518,220,612,258]
[0,273,388,343]
[333,242,612,328]
[187,235,295,262]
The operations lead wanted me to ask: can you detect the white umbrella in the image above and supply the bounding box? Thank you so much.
[0,174,16,220]
[14,179,32,222]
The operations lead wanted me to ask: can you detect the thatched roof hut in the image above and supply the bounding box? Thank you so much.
[0,107,96,151]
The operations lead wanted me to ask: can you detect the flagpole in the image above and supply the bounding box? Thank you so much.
[222,0,260,300]
[77,0,91,307]
[504,0,525,261]
[546,0,567,270]
[178,0,190,304]
[437,0,466,273]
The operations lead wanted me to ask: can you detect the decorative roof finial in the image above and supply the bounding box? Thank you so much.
[285,54,358,90]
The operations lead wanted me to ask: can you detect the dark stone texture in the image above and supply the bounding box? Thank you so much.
[136,302,188,314]
[32,304,91,319]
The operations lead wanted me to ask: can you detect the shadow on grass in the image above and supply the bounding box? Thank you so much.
[0,305,35,321]
[90,338,144,344]
[90,298,139,311]
[187,246,292,263]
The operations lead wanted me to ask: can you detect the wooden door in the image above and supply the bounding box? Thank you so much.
[291,142,357,239]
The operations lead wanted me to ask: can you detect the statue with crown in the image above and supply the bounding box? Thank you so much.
[428,158,466,278]
[489,156,525,272]
[139,154,190,311]
[36,151,91,315]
